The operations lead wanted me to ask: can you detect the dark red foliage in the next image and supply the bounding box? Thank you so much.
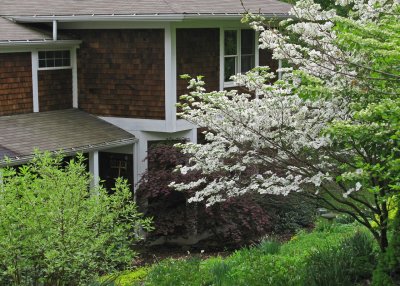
[137,143,271,248]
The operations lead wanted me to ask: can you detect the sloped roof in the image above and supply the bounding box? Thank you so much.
[0,0,290,16]
[0,17,52,42]
[0,17,77,43]
[0,109,136,166]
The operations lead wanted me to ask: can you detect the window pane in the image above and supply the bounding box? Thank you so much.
[63,50,70,58]
[241,30,255,55]
[39,59,46,68]
[46,51,55,58]
[46,58,55,67]
[63,58,71,66]
[241,55,255,73]
[224,57,237,81]
[224,30,237,55]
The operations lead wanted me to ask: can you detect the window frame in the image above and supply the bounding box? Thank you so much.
[222,28,258,88]
[38,49,72,71]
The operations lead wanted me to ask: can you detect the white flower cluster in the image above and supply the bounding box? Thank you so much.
[172,0,397,205]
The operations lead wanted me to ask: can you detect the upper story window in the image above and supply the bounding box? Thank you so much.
[223,29,255,87]
[38,50,71,69]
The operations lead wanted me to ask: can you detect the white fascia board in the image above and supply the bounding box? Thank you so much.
[99,117,196,133]
[9,13,289,24]
[0,40,82,53]
[10,15,184,23]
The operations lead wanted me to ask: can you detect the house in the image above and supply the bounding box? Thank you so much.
[0,0,290,190]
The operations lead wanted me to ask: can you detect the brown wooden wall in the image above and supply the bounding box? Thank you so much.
[38,69,72,112]
[76,29,165,119]
[176,28,220,100]
[259,49,278,73]
[0,53,33,116]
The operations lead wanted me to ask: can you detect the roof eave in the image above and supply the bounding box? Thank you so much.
[0,39,82,48]
[7,13,290,23]
[0,137,138,168]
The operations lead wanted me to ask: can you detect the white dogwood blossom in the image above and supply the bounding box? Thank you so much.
[172,0,399,213]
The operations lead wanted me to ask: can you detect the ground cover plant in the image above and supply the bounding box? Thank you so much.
[0,152,152,286]
[139,222,378,286]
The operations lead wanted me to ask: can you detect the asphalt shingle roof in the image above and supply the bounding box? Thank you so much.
[0,17,51,44]
[0,109,136,165]
[0,0,290,16]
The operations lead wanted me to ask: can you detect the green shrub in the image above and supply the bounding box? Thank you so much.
[142,224,377,286]
[0,153,152,285]
[304,231,377,286]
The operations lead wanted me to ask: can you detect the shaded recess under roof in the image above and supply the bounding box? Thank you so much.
[0,109,137,166]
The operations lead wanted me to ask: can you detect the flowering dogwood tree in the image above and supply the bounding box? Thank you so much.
[173,0,400,251]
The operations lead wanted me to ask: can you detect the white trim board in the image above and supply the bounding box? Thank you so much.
[99,117,196,133]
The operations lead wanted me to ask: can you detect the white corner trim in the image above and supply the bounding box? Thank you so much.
[71,48,78,108]
[164,24,177,131]
[31,51,39,112]
[219,27,224,91]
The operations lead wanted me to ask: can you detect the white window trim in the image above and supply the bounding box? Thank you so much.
[37,66,72,71]
[221,28,257,88]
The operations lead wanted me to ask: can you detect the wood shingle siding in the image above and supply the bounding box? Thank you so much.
[38,69,73,112]
[0,53,33,116]
[176,28,220,101]
[77,29,165,119]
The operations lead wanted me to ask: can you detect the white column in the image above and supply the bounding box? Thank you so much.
[189,128,198,144]
[71,47,78,108]
[31,51,39,112]
[52,20,58,41]
[133,142,139,194]
[255,31,260,67]
[89,151,99,189]
[164,24,177,131]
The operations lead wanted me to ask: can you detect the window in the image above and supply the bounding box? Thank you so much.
[223,29,255,86]
[38,50,71,69]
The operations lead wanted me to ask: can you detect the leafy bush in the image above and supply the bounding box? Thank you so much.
[137,143,271,248]
[255,193,316,236]
[0,153,152,285]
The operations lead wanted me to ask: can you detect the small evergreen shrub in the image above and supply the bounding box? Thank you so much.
[0,153,152,285]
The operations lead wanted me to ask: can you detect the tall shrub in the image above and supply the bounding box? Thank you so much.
[0,152,152,285]
[137,143,271,248]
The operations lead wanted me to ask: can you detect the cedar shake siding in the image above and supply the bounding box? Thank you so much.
[38,69,73,112]
[176,28,220,100]
[0,53,33,116]
[76,29,165,119]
